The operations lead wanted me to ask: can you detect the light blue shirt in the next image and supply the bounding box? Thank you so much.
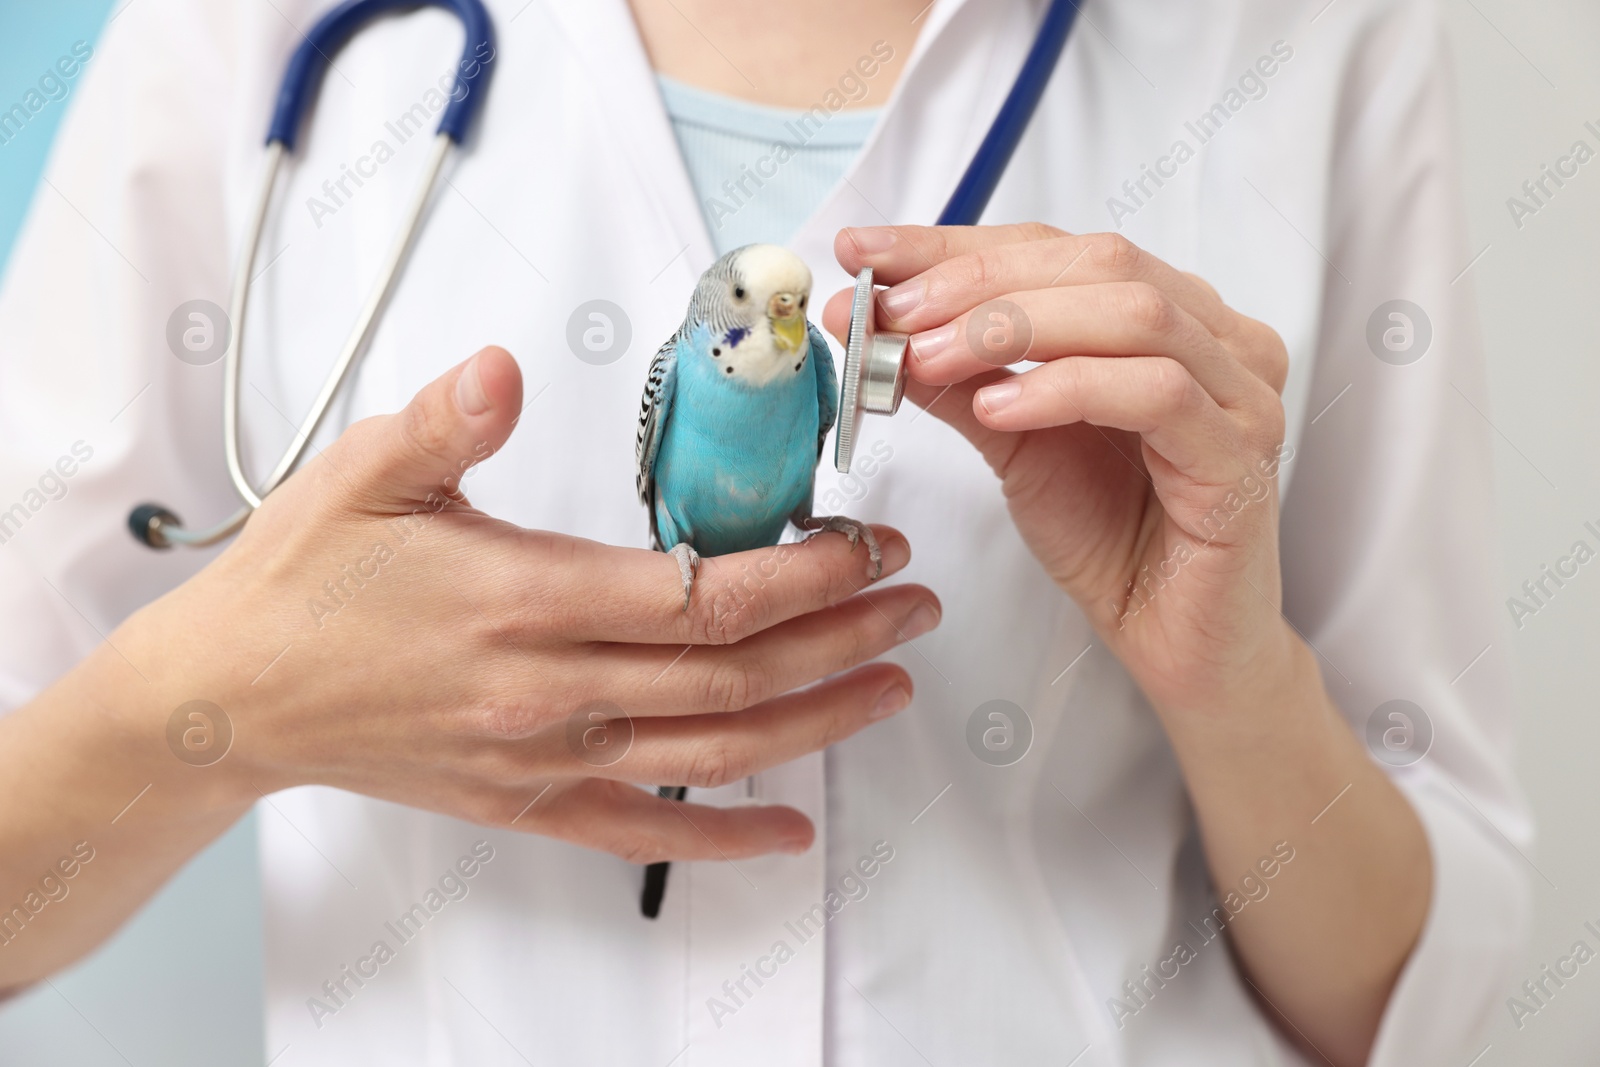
[656,75,880,256]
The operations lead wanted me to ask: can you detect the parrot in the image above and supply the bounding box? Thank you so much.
[634,243,882,610]
[631,244,883,920]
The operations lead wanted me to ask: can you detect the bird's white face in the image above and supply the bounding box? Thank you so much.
[707,244,814,388]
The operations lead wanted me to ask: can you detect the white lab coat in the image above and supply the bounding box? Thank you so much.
[0,0,1530,1064]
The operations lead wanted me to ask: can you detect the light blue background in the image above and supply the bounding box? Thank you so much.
[0,2,108,273]
[0,4,266,1065]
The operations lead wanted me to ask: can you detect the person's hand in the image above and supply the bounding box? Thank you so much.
[120,346,938,863]
[825,225,1289,716]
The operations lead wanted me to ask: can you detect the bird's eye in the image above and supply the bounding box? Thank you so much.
[800,295,807,308]
[734,286,746,300]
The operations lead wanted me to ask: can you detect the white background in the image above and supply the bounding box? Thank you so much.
[1450,1,1600,1062]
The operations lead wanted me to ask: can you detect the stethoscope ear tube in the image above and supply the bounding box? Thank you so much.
[836,0,1079,473]
[266,0,496,151]
[130,0,494,550]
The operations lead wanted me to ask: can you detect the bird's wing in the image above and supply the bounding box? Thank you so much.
[809,322,838,462]
[635,333,680,550]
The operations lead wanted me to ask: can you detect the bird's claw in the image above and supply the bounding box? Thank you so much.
[800,516,882,580]
[668,542,700,612]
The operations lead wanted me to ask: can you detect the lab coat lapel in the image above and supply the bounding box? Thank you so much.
[795,0,1032,247]
[537,0,714,283]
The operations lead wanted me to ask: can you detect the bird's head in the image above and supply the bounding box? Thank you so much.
[691,244,814,386]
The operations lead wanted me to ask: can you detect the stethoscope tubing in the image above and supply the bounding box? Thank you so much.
[132,0,494,547]
[938,0,1079,227]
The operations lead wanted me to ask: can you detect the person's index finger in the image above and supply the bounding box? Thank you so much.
[665,526,912,645]
[555,525,912,645]
[862,230,1236,340]
[834,223,1070,284]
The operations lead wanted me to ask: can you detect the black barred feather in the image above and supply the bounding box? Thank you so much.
[633,247,757,548]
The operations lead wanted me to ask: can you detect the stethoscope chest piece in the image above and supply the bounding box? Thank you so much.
[835,267,909,474]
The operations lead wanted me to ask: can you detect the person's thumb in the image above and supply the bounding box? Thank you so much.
[346,346,523,511]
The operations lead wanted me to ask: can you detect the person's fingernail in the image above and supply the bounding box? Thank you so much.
[902,602,941,640]
[455,354,490,415]
[879,535,911,576]
[879,280,924,319]
[780,836,811,855]
[909,321,958,363]
[848,227,897,255]
[870,684,911,721]
[976,379,1022,414]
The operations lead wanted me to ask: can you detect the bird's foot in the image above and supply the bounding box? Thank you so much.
[798,515,882,580]
[668,542,701,612]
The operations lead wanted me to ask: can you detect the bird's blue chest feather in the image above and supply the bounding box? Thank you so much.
[652,327,820,556]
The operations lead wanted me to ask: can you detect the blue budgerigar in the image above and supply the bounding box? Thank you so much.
[635,243,882,609]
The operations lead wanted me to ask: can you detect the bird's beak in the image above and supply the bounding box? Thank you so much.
[769,292,806,352]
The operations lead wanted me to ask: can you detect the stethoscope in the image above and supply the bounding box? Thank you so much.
[128,0,1080,548]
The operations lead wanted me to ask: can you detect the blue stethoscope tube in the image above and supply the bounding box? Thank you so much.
[268,0,494,151]
[939,0,1079,226]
